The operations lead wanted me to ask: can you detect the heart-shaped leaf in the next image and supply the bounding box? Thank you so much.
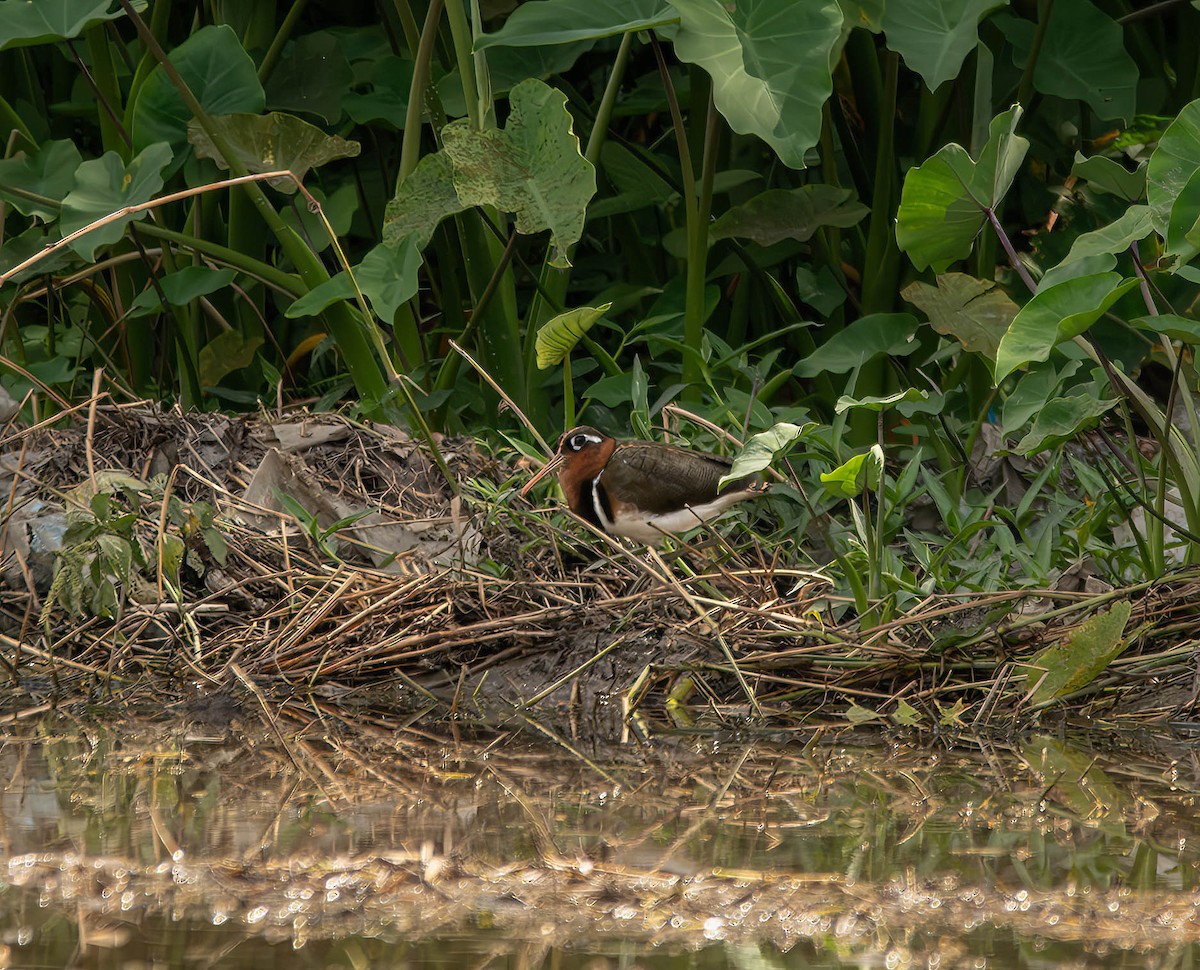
[0,140,82,220]
[882,0,1006,91]
[476,0,676,48]
[187,112,360,193]
[993,272,1138,382]
[710,185,867,245]
[669,0,843,170]
[720,421,811,486]
[896,106,1027,271]
[902,272,1017,357]
[59,142,173,260]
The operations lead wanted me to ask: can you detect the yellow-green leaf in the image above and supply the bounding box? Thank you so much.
[535,303,611,369]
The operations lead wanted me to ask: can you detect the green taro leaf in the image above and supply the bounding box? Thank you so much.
[1013,388,1117,455]
[0,0,140,50]
[382,153,466,250]
[1133,314,1200,345]
[187,112,360,193]
[835,388,931,412]
[343,56,413,128]
[1000,360,1080,437]
[669,0,843,170]
[1022,601,1132,706]
[1060,205,1154,265]
[720,422,811,487]
[536,304,612,369]
[0,140,82,220]
[132,25,265,155]
[882,0,1007,91]
[896,107,1028,271]
[59,143,172,260]
[285,234,423,323]
[199,329,263,389]
[1002,0,1136,122]
[1165,167,1200,268]
[130,266,237,314]
[1072,152,1146,201]
[901,272,1018,358]
[993,272,1138,382]
[440,78,595,266]
[476,0,677,48]
[820,444,884,498]
[1147,99,1200,239]
[264,33,353,124]
[794,313,919,377]
[710,185,867,245]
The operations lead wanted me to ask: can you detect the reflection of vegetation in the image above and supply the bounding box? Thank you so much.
[5,721,1200,966]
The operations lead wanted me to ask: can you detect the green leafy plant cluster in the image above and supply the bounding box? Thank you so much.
[4,0,1200,602]
[43,471,227,625]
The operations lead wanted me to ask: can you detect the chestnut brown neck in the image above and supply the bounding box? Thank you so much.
[556,436,615,525]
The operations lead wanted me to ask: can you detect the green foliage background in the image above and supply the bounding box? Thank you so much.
[5,0,1200,600]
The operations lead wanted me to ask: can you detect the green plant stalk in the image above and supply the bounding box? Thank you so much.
[1016,0,1055,111]
[562,354,575,429]
[115,0,390,405]
[652,41,702,395]
[388,0,422,56]
[399,0,445,184]
[122,0,172,134]
[853,52,902,445]
[256,0,310,85]
[682,90,720,402]
[443,0,482,132]
[83,27,128,156]
[523,31,634,386]
[134,223,306,296]
[0,92,35,148]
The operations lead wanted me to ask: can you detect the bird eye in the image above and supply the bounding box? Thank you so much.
[570,434,590,450]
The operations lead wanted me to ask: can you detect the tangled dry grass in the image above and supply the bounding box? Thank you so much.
[2,400,1200,745]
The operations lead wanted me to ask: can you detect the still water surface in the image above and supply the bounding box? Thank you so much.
[2,719,1200,968]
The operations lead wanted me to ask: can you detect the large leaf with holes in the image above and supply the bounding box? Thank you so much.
[187,113,360,193]
[668,0,843,170]
[901,272,1017,358]
[993,272,1138,382]
[0,140,82,220]
[382,153,466,250]
[475,0,676,47]
[59,143,172,260]
[896,107,1027,271]
[0,0,140,49]
[711,185,867,245]
[441,78,595,266]
[131,25,265,154]
[882,0,1007,91]
[1002,0,1135,122]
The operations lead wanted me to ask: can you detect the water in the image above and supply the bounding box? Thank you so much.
[3,719,1200,968]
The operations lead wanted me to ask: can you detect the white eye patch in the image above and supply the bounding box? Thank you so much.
[568,433,603,450]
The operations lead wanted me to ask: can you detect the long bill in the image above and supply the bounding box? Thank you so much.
[519,452,565,498]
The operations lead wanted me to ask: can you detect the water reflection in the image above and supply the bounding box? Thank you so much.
[3,720,1200,968]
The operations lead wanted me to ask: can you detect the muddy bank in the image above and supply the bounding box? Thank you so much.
[2,405,1200,740]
